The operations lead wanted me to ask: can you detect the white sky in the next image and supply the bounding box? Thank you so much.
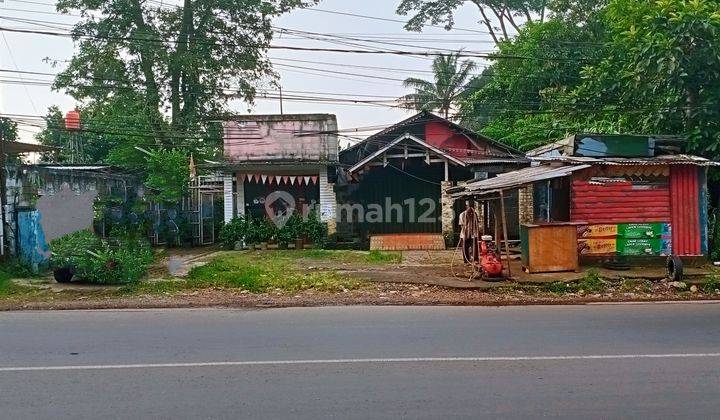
[0,0,495,143]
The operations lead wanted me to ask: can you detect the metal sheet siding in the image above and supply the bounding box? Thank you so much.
[670,165,701,255]
[570,180,670,224]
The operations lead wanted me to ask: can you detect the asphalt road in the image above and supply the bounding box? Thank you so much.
[2,304,720,419]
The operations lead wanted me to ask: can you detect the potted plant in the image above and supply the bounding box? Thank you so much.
[304,211,328,249]
[286,212,305,250]
[49,230,102,283]
[257,218,274,250]
[244,216,258,250]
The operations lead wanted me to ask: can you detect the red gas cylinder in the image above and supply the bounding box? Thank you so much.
[65,109,81,130]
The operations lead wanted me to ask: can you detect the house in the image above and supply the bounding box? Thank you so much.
[449,134,718,269]
[220,114,339,231]
[336,111,527,250]
[2,163,141,269]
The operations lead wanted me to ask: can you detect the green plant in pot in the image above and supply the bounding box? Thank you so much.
[285,212,305,250]
[49,230,102,283]
[304,211,328,248]
[243,216,258,250]
[256,218,275,250]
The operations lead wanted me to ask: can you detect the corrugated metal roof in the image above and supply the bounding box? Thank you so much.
[533,154,719,166]
[449,164,591,198]
[42,165,111,171]
[6,142,57,154]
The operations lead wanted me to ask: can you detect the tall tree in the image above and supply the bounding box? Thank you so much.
[399,52,477,119]
[53,0,315,143]
[575,0,720,154]
[396,0,607,46]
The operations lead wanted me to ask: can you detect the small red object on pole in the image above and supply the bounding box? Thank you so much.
[65,109,81,130]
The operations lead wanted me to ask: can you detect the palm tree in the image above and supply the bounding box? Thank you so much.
[399,52,477,119]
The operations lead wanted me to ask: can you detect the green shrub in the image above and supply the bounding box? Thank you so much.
[256,218,275,243]
[577,269,606,292]
[218,216,248,249]
[702,276,720,293]
[49,230,154,284]
[304,211,328,247]
[545,281,570,294]
[49,230,102,271]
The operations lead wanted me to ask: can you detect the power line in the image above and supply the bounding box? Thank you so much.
[0,26,596,61]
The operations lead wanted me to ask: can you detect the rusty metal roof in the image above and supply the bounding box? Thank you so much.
[533,154,719,166]
[448,164,591,198]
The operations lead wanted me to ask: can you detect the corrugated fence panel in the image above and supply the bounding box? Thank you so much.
[671,165,701,255]
[571,181,671,224]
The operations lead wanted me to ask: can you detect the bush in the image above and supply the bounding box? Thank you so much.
[49,230,102,271]
[276,212,304,248]
[577,269,606,292]
[304,211,328,247]
[49,230,154,284]
[219,216,247,249]
[702,276,720,293]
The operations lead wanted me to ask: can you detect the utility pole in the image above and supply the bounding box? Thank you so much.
[279,86,284,115]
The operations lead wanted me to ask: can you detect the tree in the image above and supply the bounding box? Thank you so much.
[53,0,315,142]
[457,18,606,147]
[43,0,313,203]
[575,0,720,154]
[0,117,18,142]
[396,0,608,46]
[399,52,477,118]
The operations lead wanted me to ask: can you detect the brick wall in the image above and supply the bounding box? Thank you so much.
[440,181,454,238]
[518,185,534,224]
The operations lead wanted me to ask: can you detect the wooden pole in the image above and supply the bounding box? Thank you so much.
[499,190,512,278]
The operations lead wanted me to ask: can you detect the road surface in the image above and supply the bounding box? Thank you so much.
[1,304,720,419]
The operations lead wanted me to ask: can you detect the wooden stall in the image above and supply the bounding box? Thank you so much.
[520,223,581,273]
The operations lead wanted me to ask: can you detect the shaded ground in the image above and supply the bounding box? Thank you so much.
[2,249,719,311]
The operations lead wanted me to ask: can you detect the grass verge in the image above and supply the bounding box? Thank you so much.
[120,250,389,295]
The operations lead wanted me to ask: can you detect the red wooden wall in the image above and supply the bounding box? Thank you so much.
[570,180,671,224]
[670,165,701,255]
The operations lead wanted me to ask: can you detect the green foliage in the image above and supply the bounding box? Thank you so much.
[545,281,571,294]
[702,276,720,293]
[578,268,606,292]
[49,230,103,271]
[366,250,402,264]
[49,230,154,284]
[256,218,276,243]
[0,117,18,141]
[142,148,190,204]
[219,216,248,248]
[397,0,548,45]
[275,212,305,247]
[187,252,362,293]
[458,0,720,156]
[304,211,328,246]
[79,240,154,284]
[399,52,477,118]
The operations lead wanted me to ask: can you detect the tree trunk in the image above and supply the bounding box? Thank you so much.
[170,0,194,129]
[129,0,166,145]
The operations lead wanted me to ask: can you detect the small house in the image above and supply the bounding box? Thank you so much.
[336,111,527,249]
[220,114,339,230]
[449,134,718,272]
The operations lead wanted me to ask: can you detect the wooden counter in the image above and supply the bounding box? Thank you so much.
[520,223,581,273]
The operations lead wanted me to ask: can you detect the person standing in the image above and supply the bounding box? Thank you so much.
[458,200,479,263]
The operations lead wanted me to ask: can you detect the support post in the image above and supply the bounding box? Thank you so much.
[499,190,512,278]
[223,173,233,224]
[0,130,5,258]
[444,159,449,182]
